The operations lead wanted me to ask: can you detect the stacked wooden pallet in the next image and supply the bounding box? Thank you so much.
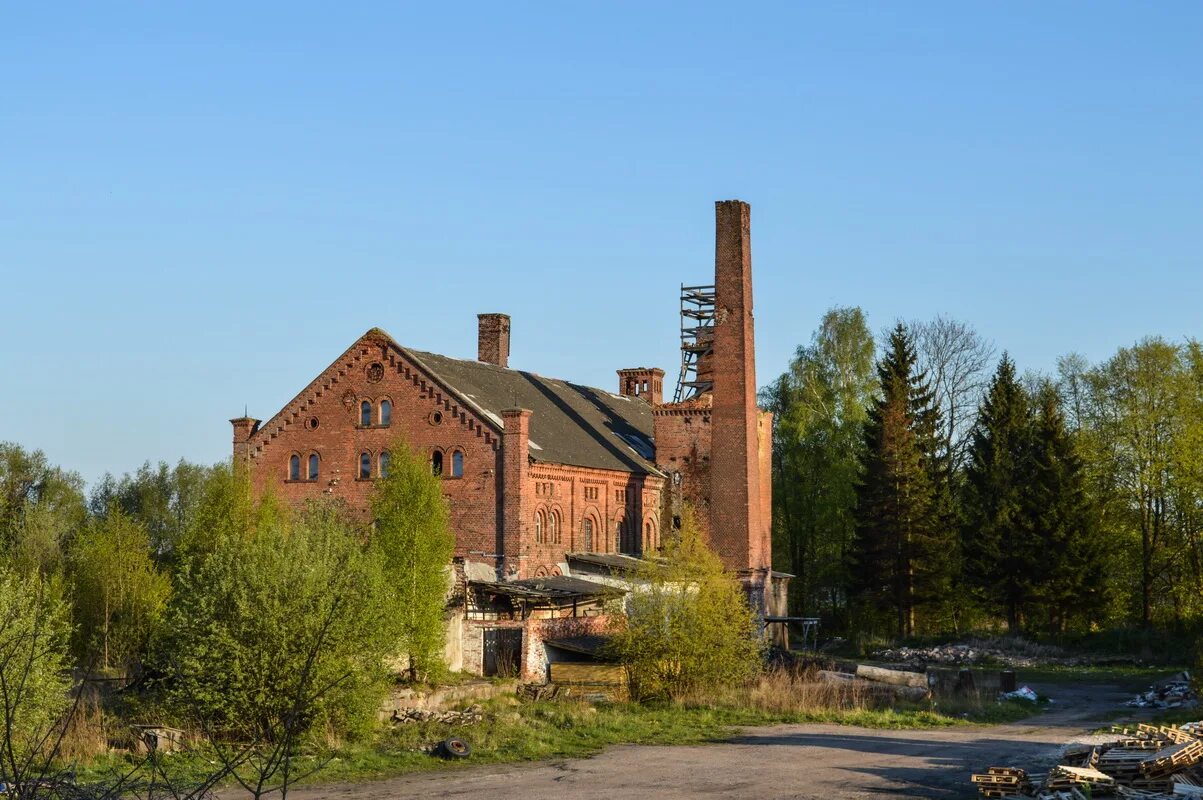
[971,721,1203,799]
[970,767,1031,797]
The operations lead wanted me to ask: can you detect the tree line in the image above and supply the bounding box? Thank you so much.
[763,308,1203,641]
[0,436,763,794]
[0,439,453,758]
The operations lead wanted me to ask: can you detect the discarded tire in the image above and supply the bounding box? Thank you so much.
[440,737,471,759]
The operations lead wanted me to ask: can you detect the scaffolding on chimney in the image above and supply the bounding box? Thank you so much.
[673,283,716,403]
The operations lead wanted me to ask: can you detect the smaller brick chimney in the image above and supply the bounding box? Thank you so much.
[617,368,664,405]
[500,408,532,578]
[230,416,260,465]
[477,313,511,368]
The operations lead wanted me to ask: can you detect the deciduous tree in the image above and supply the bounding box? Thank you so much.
[370,438,455,682]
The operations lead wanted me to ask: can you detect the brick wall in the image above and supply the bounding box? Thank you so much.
[237,332,504,566]
[523,463,664,577]
[235,330,665,580]
[652,398,713,542]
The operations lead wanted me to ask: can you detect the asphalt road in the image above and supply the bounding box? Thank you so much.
[288,680,1135,800]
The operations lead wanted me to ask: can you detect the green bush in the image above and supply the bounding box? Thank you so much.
[0,569,72,771]
[159,498,395,741]
[606,507,763,700]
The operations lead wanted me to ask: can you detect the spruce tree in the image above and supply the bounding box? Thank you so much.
[1023,383,1106,631]
[962,355,1034,631]
[853,324,946,637]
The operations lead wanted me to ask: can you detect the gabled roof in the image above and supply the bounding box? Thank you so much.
[246,327,662,477]
[394,340,661,476]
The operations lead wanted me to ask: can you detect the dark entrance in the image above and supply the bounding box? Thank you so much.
[483,628,522,677]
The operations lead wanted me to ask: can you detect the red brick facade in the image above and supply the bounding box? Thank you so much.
[231,201,772,595]
[231,332,666,580]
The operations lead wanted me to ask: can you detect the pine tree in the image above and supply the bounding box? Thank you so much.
[853,324,946,637]
[962,355,1034,631]
[1023,383,1107,631]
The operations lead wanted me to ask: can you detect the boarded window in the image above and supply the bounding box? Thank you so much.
[583,518,594,551]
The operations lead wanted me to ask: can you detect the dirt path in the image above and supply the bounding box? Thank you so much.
[288,681,1136,800]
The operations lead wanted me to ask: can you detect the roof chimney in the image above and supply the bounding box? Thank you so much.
[477,313,511,368]
[617,368,664,405]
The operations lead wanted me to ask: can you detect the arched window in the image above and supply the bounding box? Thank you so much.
[307,453,319,481]
[379,399,391,426]
[288,454,300,481]
[534,509,545,544]
[359,451,372,480]
[379,451,391,478]
[360,400,372,427]
[431,450,443,476]
[583,518,594,551]
[451,450,464,478]
[547,509,558,544]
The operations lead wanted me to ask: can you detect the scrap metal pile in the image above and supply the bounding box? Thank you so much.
[972,723,1203,799]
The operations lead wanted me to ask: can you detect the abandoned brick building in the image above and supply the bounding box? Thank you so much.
[229,200,788,680]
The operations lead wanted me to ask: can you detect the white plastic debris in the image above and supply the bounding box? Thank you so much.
[1002,685,1040,702]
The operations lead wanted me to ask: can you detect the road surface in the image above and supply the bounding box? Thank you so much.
[289,680,1135,799]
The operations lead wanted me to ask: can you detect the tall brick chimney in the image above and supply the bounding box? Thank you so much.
[478,313,511,368]
[617,368,664,405]
[708,200,770,580]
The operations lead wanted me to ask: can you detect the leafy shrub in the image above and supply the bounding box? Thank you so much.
[606,507,763,700]
[159,498,395,741]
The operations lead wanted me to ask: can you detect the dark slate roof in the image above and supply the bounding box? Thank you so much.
[400,345,661,476]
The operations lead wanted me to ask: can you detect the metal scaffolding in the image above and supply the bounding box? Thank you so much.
[673,283,715,403]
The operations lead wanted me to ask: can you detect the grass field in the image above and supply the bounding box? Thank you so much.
[73,685,1044,790]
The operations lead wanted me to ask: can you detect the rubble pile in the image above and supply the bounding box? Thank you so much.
[391,704,484,726]
[873,638,1135,669]
[972,723,1203,799]
[1126,671,1197,710]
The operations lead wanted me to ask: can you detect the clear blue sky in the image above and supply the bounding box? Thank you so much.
[3,3,1200,487]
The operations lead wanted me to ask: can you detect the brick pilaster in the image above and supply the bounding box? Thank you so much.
[500,408,532,578]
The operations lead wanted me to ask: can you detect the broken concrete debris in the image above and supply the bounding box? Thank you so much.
[874,638,1137,669]
[391,705,484,726]
[972,723,1203,799]
[1125,671,1197,710]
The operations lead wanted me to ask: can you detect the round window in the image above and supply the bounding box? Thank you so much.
[305,417,320,430]
[430,411,443,425]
